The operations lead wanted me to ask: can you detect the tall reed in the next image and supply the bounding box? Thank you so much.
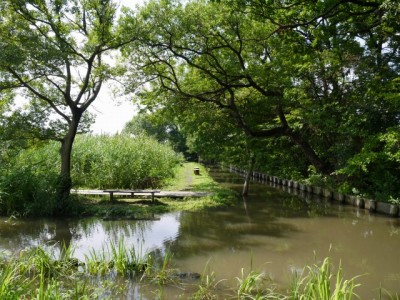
[72,134,183,189]
[289,257,360,300]
[108,238,148,276]
[84,238,149,277]
[192,268,225,300]
[84,247,111,276]
[0,244,387,300]
[0,133,183,216]
[0,258,31,299]
[0,142,59,216]
[147,250,175,285]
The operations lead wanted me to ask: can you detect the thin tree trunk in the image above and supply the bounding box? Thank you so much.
[242,154,255,196]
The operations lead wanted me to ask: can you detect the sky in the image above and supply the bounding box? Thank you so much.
[89,0,144,135]
[7,1,144,135]
[89,86,137,135]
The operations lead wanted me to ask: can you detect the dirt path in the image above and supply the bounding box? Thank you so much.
[184,163,194,190]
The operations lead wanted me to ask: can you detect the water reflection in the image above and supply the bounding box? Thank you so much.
[1,168,400,298]
[0,214,180,261]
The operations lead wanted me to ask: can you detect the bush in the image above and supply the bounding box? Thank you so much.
[337,127,400,201]
[0,134,183,216]
[0,143,59,216]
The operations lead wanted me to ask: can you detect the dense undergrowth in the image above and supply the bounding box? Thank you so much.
[0,134,183,217]
[228,127,400,204]
[0,137,236,218]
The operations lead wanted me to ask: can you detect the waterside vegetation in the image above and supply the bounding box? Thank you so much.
[79,162,238,220]
[1,0,399,213]
[0,134,235,217]
[123,0,400,203]
[229,166,400,218]
[1,240,391,300]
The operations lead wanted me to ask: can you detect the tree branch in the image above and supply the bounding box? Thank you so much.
[7,67,71,123]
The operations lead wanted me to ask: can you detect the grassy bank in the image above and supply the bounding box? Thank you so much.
[75,163,238,219]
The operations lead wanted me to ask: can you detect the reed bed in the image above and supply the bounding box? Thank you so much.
[0,134,183,216]
[84,237,150,277]
[72,134,183,189]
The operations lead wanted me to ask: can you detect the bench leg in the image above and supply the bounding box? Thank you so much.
[151,193,155,203]
[109,192,114,202]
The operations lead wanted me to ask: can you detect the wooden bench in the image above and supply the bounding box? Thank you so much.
[103,189,161,203]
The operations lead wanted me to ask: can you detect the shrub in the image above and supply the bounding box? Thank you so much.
[0,134,183,216]
[0,143,59,216]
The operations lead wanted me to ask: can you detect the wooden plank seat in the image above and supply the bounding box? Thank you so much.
[103,189,161,203]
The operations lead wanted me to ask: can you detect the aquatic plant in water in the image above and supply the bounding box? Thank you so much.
[0,239,382,300]
[148,250,176,285]
[84,239,149,278]
[289,257,360,300]
[109,238,149,276]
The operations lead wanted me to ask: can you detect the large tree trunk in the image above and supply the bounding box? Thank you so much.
[287,130,332,175]
[276,106,332,175]
[56,113,81,213]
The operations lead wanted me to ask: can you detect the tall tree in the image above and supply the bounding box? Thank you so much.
[125,0,399,198]
[125,0,332,174]
[0,0,139,211]
[123,110,194,159]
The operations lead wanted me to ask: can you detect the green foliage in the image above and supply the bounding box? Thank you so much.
[0,134,183,216]
[84,248,111,276]
[109,238,149,276]
[161,162,238,210]
[0,143,59,217]
[123,0,400,200]
[0,0,142,207]
[337,126,400,201]
[0,258,31,299]
[71,134,183,189]
[0,243,388,299]
[123,111,196,161]
[84,238,149,277]
[236,268,270,300]
[290,258,360,300]
[191,270,221,300]
[0,0,123,140]
[147,250,176,285]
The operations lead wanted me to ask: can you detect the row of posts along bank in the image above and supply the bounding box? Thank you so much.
[228,165,400,218]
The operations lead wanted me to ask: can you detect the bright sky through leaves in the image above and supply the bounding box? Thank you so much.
[89,0,145,134]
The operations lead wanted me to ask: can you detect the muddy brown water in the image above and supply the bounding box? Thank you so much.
[1,168,399,298]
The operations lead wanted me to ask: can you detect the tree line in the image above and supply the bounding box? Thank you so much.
[125,0,399,200]
[1,0,399,213]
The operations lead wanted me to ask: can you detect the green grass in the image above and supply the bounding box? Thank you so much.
[75,162,238,218]
[162,162,220,191]
[0,134,184,217]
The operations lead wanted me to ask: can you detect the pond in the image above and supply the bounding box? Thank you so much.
[1,168,399,298]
